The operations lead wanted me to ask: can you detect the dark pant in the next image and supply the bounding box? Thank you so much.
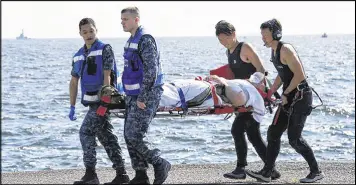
[232,112,267,168]
[123,87,163,171]
[265,89,320,173]
[79,104,125,170]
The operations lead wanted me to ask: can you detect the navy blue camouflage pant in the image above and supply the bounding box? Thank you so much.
[124,87,163,171]
[79,104,125,170]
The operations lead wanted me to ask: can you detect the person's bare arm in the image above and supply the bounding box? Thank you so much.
[280,44,306,94]
[242,43,265,73]
[103,70,111,85]
[69,76,79,106]
[270,75,283,93]
[208,75,229,86]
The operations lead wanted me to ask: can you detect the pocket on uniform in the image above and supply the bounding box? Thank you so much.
[87,56,97,75]
[130,53,140,71]
[130,60,140,71]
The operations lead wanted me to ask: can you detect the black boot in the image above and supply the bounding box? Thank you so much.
[74,168,100,184]
[104,168,130,184]
[153,158,171,184]
[129,170,150,184]
[223,166,246,179]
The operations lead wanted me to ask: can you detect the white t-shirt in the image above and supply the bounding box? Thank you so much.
[225,79,265,123]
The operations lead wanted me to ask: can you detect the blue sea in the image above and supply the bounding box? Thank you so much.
[1,35,355,172]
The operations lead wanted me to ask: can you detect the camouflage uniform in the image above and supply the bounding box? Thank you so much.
[71,44,126,170]
[124,35,164,171]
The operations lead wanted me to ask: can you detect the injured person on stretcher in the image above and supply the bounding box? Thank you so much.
[97,72,278,119]
[204,72,269,123]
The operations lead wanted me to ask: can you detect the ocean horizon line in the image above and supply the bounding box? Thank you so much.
[2,33,355,40]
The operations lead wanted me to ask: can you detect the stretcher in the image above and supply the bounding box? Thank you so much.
[109,96,280,119]
[109,94,238,119]
[110,103,237,119]
[107,65,280,119]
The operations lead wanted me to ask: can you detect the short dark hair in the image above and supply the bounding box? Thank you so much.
[121,6,140,18]
[79,18,96,31]
[215,20,235,36]
[260,18,282,32]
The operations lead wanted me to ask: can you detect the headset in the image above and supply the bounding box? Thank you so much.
[267,19,282,41]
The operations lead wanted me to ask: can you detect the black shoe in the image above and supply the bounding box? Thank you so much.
[104,174,130,184]
[73,168,100,184]
[153,158,171,184]
[129,170,150,184]
[299,171,324,183]
[245,168,272,183]
[223,167,246,179]
[129,177,150,184]
[104,167,130,185]
[271,168,281,180]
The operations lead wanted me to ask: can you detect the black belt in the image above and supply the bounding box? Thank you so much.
[297,81,309,91]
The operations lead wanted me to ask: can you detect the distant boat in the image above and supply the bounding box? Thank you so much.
[16,29,29,40]
[321,33,327,38]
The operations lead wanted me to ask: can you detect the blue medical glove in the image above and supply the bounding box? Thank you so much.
[69,105,77,121]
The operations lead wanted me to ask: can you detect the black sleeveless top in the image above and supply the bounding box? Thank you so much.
[271,41,294,90]
[227,42,256,79]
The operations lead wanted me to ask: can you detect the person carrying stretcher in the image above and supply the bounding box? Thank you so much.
[206,72,281,180]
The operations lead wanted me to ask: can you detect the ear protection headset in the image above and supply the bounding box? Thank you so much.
[268,19,282,41]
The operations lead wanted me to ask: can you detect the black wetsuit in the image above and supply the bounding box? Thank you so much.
[265,41,320,173]
[228,42,256,79]
[227,42,266,168]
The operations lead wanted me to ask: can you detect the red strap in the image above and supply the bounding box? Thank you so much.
[195,76,203,81]
[96,106,108,116]
[214,107,235,114]
[256,86,276,103]
[273,106,281,125]
[256,87,268,99]
[209,83,219,106]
